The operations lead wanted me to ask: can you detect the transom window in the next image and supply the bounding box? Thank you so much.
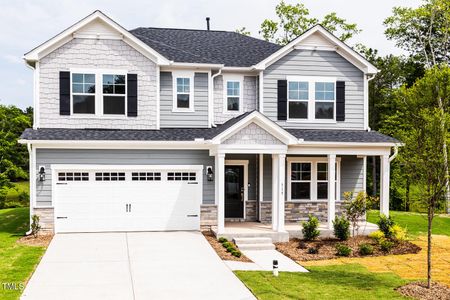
[226,81,241,111]
[132,172,161,181]
[58,172,89,181]
[95,172,126,181]
[103,74,126,115]
[167,172,196,181]
[287,77,336,121]
[288,159,340,201]
[72,73,95,114]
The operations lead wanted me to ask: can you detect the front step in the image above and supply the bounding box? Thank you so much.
[233,237,275,251]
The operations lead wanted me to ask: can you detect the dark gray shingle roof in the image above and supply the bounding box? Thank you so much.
[286,129,399,143]
[130,27,281,67]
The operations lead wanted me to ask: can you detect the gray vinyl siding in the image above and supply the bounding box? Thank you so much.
[160,72,209,128]
[35,149,214,207]
[263,154,272,201]
[340,155,364,199]
[225,154,257,200]
[263,50,364,129]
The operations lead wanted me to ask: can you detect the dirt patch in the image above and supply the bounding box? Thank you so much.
[275,236,421,261]
[396,281,450,300]
[17,234,53,247]
[202,232,252,262]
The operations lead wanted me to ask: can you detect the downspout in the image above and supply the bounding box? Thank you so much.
[210,68,223,127]
[389,145,399,162]
[366,74,376,132]
[26,143,33,235]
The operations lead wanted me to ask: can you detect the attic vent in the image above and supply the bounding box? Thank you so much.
[206,17,210,31]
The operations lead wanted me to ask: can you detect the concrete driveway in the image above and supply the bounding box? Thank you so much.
[22,232,255,300]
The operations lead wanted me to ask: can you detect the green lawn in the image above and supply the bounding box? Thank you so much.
[0,208,46,300]
[5,181,30,208]
[235,264,410,300]
[367,210,450,237]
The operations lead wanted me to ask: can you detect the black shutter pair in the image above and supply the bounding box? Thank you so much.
[277,80,346,121]
[59,71,138,117]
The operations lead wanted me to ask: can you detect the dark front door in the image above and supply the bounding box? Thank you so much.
[225,165,244,218]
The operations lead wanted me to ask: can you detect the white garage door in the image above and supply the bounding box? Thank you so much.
[53,165,203,233]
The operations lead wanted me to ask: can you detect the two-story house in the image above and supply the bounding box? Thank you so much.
[19,11,399,240]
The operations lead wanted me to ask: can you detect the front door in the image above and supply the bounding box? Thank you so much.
[225,165,244,218]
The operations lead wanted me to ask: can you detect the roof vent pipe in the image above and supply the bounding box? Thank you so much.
[206,17,210,31]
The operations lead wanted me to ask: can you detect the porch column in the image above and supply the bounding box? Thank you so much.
[277,154,286,232]
[327,154,336,229]
[380,155,390,217]
[215,153,225,234]
[271,154,279,231]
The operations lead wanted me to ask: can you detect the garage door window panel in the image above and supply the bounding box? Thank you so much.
[58,172,89,181]
[167,172,196,181]
[95,172,126,181]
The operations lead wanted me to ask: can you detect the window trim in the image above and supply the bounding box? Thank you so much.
[287,157,341,202]
[69,68,128,118]
[172,71,195,112]
[223,75,243,114]
[102,73,127,116]
[286,76,337,123]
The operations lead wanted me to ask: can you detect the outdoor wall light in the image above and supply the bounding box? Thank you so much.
[206,166,214,181]
[38,166,46,181]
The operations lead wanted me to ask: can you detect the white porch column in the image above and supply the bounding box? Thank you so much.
[277,154,286,232]
[327,154,336,229]
[380,155,390,217]
[271,154,279,231]
[215,153,225,234]
[258,154,264,221]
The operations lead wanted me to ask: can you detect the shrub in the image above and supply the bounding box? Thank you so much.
[222,241,232,248]
[380,240,394,252]
[307,247,319,254]
[31,214,41,238]
[302,215,320,241]
[390,224,407,241]
[231,250,242,258]
[333,216,350,241]
[359,243,374,255]
[18,191,29,203]
[368,230,385,242]
[343,191,377,236]
[336,244,352,256]
[377,215,395,238]
[218,237,228,243]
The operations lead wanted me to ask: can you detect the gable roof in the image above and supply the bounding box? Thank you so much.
[254,25,378,74]
[130,27,281,67]
[23,10,170,65]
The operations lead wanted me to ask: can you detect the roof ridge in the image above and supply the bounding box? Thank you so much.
[132,26,236,33]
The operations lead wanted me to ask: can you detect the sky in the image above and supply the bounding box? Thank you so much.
[0,0,421,109]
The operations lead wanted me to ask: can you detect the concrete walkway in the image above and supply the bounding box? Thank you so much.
[225,249,308,272]
[22,232,255,300]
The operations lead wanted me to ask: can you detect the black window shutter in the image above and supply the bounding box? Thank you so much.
[336,81,345,121]
[59,71,70,115]
[277,80,287,120]
[127,74,138,117]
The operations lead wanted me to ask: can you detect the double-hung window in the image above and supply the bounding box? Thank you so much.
[287,77,336,121]
[288,158,340,201]
[72,73,96,114]
[225,80,241,112]
[173,72,194,112]
[103,74,126,115]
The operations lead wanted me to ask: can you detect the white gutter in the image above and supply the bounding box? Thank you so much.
[25,143,33,236]
[366,74,376,132]
[389,145,399,162]
[210,68,223,127]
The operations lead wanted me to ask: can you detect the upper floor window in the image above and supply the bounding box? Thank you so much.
[103,74,126,115]
[226,81,241,111]
[72,73,95,114]
[287,77,336,121]
[173,72,194,112]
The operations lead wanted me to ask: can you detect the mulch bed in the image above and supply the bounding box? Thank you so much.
[275,236,421,261]
[202,232,252,262]
[17,234,53,247]
[396,282,450,300]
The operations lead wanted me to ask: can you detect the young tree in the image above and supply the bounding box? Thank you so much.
[259,1,360,45]
[387,67,450,288]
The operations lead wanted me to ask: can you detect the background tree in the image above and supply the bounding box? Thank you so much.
[235,27,251,36]
[386,66,450,288]
[259,1,360,45]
